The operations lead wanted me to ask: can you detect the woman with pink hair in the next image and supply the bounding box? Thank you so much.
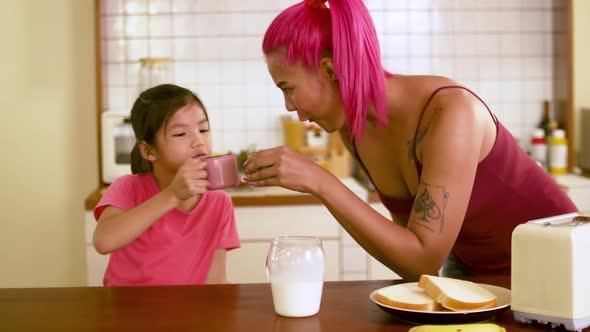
[243,0,576,280]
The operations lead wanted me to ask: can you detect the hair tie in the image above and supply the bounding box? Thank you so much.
[305,0,327,10]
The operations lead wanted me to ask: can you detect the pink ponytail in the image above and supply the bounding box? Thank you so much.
[262,0,391,141]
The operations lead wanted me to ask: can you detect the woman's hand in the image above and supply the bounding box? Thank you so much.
[242,146,332,195]
[166,158,208,202]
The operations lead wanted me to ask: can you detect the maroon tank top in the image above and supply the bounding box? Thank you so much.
[354,86,577,276]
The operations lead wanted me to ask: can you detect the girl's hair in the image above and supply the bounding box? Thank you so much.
[129,84,208,174]
[262,0,391,141]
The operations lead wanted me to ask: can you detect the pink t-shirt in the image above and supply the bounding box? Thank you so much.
[94,174,240,286]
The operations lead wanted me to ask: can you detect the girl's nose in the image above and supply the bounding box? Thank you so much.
[191,131,204,146]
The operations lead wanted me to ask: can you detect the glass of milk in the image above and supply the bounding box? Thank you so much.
[266,236,325,317]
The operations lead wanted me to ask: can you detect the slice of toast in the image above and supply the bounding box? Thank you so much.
[418,275,497,311]
[375,283,442,311]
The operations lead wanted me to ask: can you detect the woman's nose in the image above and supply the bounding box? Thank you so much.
[284,95,296,112]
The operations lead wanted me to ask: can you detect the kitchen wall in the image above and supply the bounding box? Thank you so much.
[100,0,566,154]
[0,0,96,287]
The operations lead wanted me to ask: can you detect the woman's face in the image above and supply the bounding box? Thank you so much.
[266,52,345,133]
[149,103,212,175]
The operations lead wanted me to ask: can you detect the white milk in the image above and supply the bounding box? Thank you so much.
[270,281,323,317]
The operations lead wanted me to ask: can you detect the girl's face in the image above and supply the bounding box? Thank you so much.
[266,52,345,133]
[149,103,212,175]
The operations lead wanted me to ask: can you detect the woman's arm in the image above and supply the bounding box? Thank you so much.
[244,97,488,281]
[205,249,228,284]
[244,155,433,280]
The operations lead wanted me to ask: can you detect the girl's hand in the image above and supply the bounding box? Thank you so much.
[242,146,331,195]
[167,158,208,201]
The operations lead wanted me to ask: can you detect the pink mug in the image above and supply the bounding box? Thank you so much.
[204,154,240,190]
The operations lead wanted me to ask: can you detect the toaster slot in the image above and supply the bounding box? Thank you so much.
[527,212,590,227]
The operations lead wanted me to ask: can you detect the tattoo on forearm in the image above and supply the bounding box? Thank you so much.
[409,182,449,234]
[407,106,442,161]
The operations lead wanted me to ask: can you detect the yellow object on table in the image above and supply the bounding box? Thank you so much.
[408,323,506,332]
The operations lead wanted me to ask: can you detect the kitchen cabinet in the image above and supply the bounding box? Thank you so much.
[84,176,586,286]
[366,203,402,281]
[84,211,109,286]
[227,205,341,283]
[567,188,590,211]
[83,178,370,286]
[84,206,341,286]
[84,207,342,286]
[555,174,590,211]
[226,178,368,283]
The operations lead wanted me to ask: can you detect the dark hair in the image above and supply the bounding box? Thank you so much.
[129,84,209,174]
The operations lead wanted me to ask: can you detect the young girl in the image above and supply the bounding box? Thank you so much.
[243,0,577,280]
[93,84,240,286]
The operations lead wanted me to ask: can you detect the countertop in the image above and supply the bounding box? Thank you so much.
[553,173,590,189]
[85,173,589,210]
[84,177,368,210]
[1,276,564,332]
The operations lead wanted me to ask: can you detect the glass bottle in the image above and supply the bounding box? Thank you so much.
[530,128,546,168]
[539,101,558,137]
[540,100,558,168]
[549,129,568,175]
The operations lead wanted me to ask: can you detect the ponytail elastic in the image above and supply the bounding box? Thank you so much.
[305,0,327,9]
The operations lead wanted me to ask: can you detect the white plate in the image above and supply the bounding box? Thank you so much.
[370,282,511,325]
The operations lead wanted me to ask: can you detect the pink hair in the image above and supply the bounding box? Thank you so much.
[262,0,392,141]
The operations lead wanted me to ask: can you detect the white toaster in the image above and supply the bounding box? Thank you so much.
[511,212,590,331]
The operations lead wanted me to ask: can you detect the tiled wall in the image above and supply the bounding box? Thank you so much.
[100,0,567,154]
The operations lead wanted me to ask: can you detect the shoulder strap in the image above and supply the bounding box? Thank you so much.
[412,86,498,166]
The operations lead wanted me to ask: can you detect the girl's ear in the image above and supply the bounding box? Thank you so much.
[139,141,157,162]
[319,58,339,85]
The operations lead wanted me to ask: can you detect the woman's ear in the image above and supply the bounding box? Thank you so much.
[319,58,339,85]
[139,141,157,162]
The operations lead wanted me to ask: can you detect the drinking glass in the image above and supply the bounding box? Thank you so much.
[266,236,325,317]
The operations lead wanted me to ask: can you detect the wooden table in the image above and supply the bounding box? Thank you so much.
[0,277,581,331]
